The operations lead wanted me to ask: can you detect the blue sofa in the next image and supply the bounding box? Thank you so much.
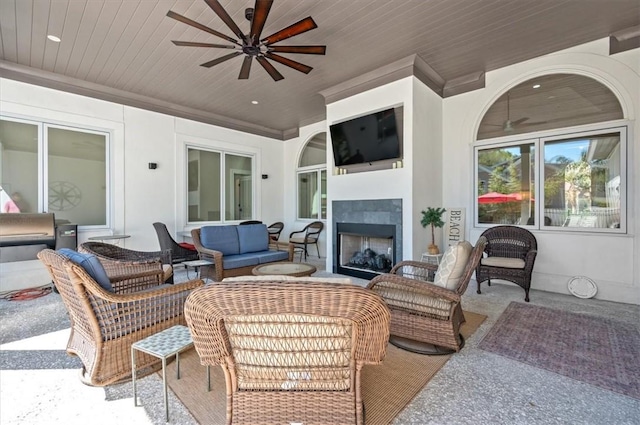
[191,224,294,281]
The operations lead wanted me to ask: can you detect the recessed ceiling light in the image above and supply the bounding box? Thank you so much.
[47,35,61,42]
[251,100,259,105]
[533,84,541,89]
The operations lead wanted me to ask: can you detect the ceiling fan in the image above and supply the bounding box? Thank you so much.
[487,92,546,132]
[167,0,326,81]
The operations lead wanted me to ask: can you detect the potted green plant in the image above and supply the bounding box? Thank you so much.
[421,207,446,254]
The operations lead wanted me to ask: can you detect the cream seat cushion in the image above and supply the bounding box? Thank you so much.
[480,257,525,269]
[432,241,473,290]
[162,264,173,282]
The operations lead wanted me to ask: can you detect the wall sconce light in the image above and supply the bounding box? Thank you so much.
[148,162,158,169]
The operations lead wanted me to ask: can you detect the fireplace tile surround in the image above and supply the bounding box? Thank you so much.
[332,199,402,279]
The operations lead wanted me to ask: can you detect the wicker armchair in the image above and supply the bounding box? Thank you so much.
[37,249,203,386]
[79,241,174,284]
[152,222,199,264]
[185,280,390,425]
[476,225,538,302]
[289,221,323,260]
[368,237,487,354]
[267,221,284,241]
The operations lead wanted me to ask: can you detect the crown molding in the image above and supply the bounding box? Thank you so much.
[319,54,446,105]
[0,60,285,140]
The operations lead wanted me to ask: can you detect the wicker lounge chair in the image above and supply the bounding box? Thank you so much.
[184,280,390,425]
[37,249,203,386]
[476,225,538,302]
[79,241,174,284]
[368,237,487,354]
[152,222,199,264]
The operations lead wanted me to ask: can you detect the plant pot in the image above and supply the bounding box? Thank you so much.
[428,244,440,255]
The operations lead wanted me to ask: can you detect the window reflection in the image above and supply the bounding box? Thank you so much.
[477,143,535,225]
[543,134,621,229]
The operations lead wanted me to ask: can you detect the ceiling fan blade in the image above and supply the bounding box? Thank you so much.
[204,0,246,43]
[166,10,239,45]
[520,121,549,126]
[268,45,326,55]
[256,56,284,81]
[261,17,317,45]
[512,117,529,126]
[265,52,312,74]
[250,0,273,43]
[239,56,253,79]
[172,40,236,49]
[200,51,242,68]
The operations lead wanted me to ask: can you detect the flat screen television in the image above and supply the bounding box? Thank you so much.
[330,108,401,167]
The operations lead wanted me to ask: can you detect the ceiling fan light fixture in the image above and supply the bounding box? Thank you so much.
[168,0,326,81]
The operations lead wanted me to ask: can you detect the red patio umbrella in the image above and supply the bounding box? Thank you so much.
[478,192,522,204]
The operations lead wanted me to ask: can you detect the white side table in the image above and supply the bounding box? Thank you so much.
[420,253,443,265]
[131,325,195,422]
[182,259,214,280]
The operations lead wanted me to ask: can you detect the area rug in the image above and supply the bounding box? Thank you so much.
[164,311,486,425]
[479,302,640,400]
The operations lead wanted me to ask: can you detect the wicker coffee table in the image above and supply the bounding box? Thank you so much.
[252,261,316,277]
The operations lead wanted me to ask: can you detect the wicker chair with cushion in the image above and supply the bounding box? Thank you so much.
[368,237,487,354]
[289,221,323,260]
[152,222,199,264]
[267,221,284,242]
[37,249,203,386]
[476,225,538,302]
[185,280,390,425]
[79,241,174,284]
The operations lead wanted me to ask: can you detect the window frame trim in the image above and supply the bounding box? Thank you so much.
[473,122,629,234]
[182,141,258,226]
[1,115,113,230]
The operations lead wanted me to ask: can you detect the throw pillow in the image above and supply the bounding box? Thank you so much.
[432,241,473,290]
[178,242,196,251]
[57,248,113,292]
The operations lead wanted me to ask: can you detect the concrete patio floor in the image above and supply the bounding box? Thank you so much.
[1,260,638,425]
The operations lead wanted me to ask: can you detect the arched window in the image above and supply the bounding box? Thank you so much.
[474,74,626,233]
[297,133,327,220]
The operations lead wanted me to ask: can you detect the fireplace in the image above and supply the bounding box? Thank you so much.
[335,223,396,279]
[332,199,402,279]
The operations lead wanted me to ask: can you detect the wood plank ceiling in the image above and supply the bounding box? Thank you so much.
[0,0,639,139]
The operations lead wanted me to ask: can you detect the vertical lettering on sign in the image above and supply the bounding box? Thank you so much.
[445,208,466,246]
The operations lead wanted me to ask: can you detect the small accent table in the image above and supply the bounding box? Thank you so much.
[420,253,443,265]
[131,325,195,422]
[182,259,214,279]
[252,261,316,277]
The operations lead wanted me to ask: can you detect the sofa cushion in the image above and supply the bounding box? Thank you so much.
[237,224,269,254]
[58,248,113,292]
[222,253,260,270]
[252,250,289,264]
[481,257,526,269]
[433,241,473,290]
[200,226,240,255]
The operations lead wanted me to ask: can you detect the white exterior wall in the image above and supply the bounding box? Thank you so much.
[320,77,443,270]
[443,39,640,304]
[283,120,327,257]
[0,79,284,252]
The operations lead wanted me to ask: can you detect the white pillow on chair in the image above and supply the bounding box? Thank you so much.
[433,241,473,290]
